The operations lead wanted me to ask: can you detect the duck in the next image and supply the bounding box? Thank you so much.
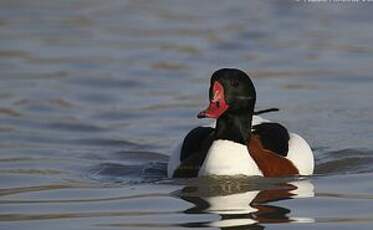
[167,68,314,178]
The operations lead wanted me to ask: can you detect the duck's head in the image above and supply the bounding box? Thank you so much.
[198,68,256,119]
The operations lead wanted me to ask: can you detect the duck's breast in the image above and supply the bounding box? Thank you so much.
[198,140,263,176]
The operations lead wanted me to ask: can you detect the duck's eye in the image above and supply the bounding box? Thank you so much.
[231,80,239,87]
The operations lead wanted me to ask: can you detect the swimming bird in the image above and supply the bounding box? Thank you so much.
[168,68,314,178]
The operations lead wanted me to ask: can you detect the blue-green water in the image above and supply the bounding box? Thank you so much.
[1,1,373,229]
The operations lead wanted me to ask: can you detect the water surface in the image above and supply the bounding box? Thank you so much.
[1,1,373,229]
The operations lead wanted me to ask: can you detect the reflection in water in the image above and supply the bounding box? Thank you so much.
[176,177,314,229]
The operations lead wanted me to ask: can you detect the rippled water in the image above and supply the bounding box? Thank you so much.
[1,1,373,229]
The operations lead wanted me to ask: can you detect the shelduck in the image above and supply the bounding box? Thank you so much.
[168,68,314,178]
